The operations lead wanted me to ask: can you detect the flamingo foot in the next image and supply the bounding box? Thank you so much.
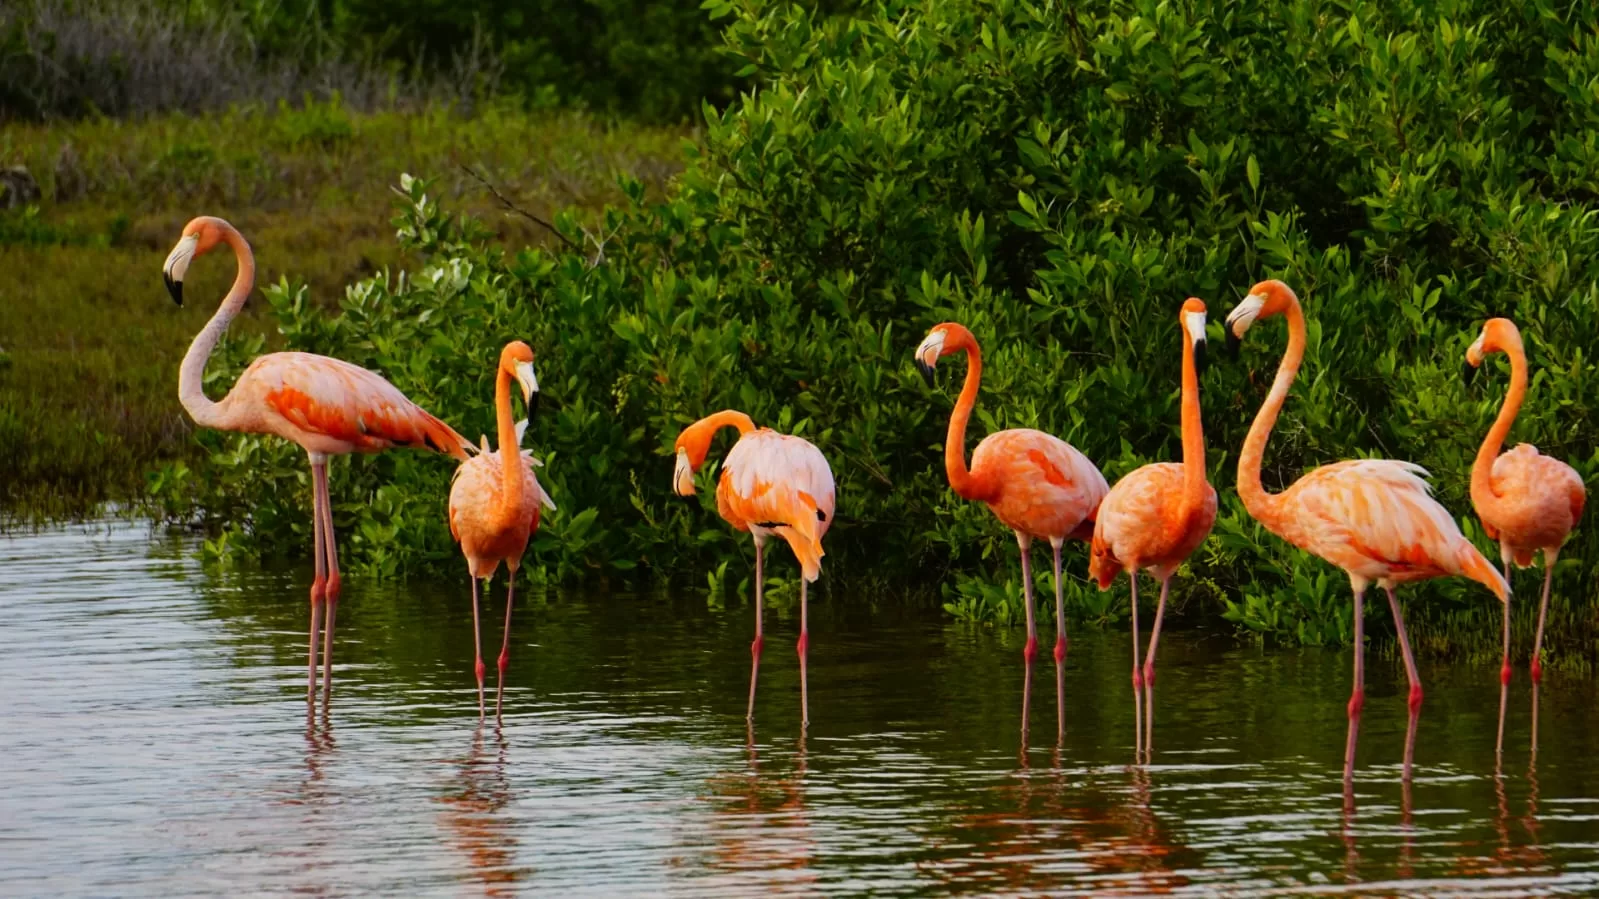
[1531,658,1543,683]
[1500,661,1513,687]
[1407,684,1424,714]
[1052,636,1066,664]
[1347,688,1364,720]
[1023,636,1038,663]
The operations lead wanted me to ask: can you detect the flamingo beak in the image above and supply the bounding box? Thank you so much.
[515,361,539,418]
[1224,293,1265,357]
[162,234,198,306]
[914,331,945,386]
[1185,309,1208,376]
[673,449,696,496]
[1464,333,1486,385]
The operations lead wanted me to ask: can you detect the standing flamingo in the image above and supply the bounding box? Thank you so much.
[1224,279,1508,785]
[448,341,556,718]
[163,216,472,706]
[1090,299,1217,757]
[915,323,1109,735]
[1465,318,1585,754]
[673,411,835,727]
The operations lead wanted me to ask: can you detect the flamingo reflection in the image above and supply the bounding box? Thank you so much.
[697,728,818,890]
[436,725,525,895]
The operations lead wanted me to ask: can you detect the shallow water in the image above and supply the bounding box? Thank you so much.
[2,521,1597,896]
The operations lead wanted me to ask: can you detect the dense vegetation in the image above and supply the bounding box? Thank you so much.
[142,0,1599,665]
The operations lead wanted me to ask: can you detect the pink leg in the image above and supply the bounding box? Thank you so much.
[1050,539,1067,739]
[496,569,515,717]
[471,576,485,718]
[1142,577,1171,756]
[1386,587,1423,712]
[317,463,341,704]
[1498,560,1512,757]
[797,577,810,729]
[1345,588,1365,785]
[1017,532,1038,663]
[1531,556,1556,684]
[1130,572,1143,760]
[307,459,327,705]
[747,536,765,722]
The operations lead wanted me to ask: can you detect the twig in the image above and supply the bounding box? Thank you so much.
[458,162,582,254]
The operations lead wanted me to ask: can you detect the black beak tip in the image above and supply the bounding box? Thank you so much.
[1194,339,1209,376]
[526,391,540,419]
[1224,328,1242,359]
[164,273,183,307]
[914,358,935,387]
[1462,362,1478,386]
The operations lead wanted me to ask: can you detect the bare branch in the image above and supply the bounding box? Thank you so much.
[457,162,582,254]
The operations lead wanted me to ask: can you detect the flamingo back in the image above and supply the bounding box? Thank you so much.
[1482,444,1586,564]
[1277,459,1508,598]
[716,430,836,581]
[231,352,471,459]
[971,429,1108,542]
[448,449,551,579]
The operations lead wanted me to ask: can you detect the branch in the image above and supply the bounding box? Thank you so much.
[458,162,582,254]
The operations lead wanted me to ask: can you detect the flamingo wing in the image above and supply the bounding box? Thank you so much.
[239,352,470,459]
[974,429,1108,540]
[718,430,836,580]
[1090,463,1182,584]
[1284,459,1503,594]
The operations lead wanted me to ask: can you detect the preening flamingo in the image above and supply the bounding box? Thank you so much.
[1090,299,1217,756]
[674,411,835,728]
[448,341,556,718]
[1465,318,1585,753]
[163,216,472,706]
[915,323,1109,735]
[1224,279,1508,784]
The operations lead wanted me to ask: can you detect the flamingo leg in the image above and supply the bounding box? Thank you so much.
[1017,532,1037,663]
[496,569,515,718]
[1531,554,1556,684]
[1386,586,1422,781]
[1143,576,1171,757]
[318,463,341,704]
[1498,558,1512,758]
[1345,588,1365,785]
[1130,572,1143,761]
[307,458,327,705]
[747,536,765,722]
[1050,539,1066,740]
[798,577,809,729]
[471,577,486,719]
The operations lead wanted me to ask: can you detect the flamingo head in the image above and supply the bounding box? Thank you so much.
[914,322,975,387]
[1466,317,1522,372]
[1224,279,1297,355]
[672,424,713,497]
[163,216,234,306]
[1181,297,1208,374]
[499,340,539,418]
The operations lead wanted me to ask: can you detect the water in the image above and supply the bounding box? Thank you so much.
[2,521,1598,896]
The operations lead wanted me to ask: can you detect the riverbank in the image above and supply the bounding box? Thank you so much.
[0,101,685,518]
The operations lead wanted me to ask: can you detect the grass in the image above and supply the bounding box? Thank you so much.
[0,100,686,520]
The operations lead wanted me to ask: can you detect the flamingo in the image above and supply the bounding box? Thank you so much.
[1465,318,1585,754]
[673,411,835,728]
[1090,298,1218,757]
[163,216,472,706]
[1224,279,1508,784]
[915,323,1109,735]
[448,341,556,718]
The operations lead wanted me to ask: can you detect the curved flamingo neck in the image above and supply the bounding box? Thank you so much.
[179,225,254,429]
[683,410,756,468]
[494,365,527,527]
[1237,297,1305,525]
[945,335,986,500]
[1177,328,1207,525]
[1472,339,1527,507]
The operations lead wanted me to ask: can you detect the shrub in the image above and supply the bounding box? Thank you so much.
[161,0,1599,661]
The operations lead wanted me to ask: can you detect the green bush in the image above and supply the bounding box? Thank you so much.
[159,0,1599,662]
